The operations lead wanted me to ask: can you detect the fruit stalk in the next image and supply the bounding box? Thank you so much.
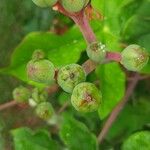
[106,51,122,62]
[71,11,97,44]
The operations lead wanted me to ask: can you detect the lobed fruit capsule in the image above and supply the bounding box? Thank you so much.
[13,86,30,103]
[32,88,48,103]
[32,0,58,8]
[71,82,102,112]
[57,64,86,93]
[121,44,149,71]
[35,102,54,120]
[86,41,107,63]
[61,0,86,13]
[27,59,55,84]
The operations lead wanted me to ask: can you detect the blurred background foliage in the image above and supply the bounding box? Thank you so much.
[0,0,150,149]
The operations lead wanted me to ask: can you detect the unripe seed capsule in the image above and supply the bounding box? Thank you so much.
[61,0,86,13]
[35,102,54,120]
[57,64,86,93]
[13,86,30,103]
[32,88,48,103]
[27,59,55,84]
[86,41,107,63]
[71,82,102,112]
[121,44,149,71]
[32,0,58,8]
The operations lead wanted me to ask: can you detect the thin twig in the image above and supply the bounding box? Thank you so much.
[57,102,70,114]
[97,73,140,143]
[0,100,17,111]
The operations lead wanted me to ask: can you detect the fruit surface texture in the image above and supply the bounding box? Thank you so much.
[61,0,86,13]
[32,0,58,7]
[121,44,149,71]
[57,64,86,93]
[71,82,102,112]
[27,59,55,84]
[86,41,107,63]
[13,86,30,103]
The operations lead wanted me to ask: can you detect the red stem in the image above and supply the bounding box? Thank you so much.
[97,73,140,143]
[0,100,17,111]
[106,52,122,62]
[71,12,97,44]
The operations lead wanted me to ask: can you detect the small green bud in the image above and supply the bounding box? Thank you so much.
[32,49,45,61]
[27,59,55,84]
[13,86,30,103]
[35,102,54,120]
[61,0,86,13]
[121,44,149,71]
[71,82,102,112]
[57,64,86,93]
[32,0,58,8]
[32,88,48,103]
[86,41,107,63]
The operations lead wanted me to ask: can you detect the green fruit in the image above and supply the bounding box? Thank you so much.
[32,88,48,103]
[13,86,30,103]
[35,102,54,120]
[84,0,90,6]
[32,49,45,61]
[86,41,107,63]
[121,44,149,71]
[57,64,86,93]
[32,0,58,7]
[27,59,55,84]
[61,0,86,13]
[71,82,102,112]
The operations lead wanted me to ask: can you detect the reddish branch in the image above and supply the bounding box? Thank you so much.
[0,100,17,111]
[97,73,140,143]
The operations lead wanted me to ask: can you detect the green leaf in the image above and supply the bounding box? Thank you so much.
[1,27,86,85]
[11,127,60,150]
[122,131,150,150]
[59,115,98,150]
[107,98,150,141]
[96,63,125,119]
[121,0,150,41]
[138,34,150,74]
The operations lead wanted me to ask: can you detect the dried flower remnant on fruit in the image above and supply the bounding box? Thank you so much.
[86,41,107,63]
[121,44,149,71]
[32,0,58,7]
[71,82,102,112]
[57,64,86,93]
[13,86,30,103]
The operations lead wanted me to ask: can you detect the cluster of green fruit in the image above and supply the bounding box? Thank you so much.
[87,42,149,71]
[13,85,55,120]
[26,50,102,113]
[13,41,149,118]
[32,0,90,13]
